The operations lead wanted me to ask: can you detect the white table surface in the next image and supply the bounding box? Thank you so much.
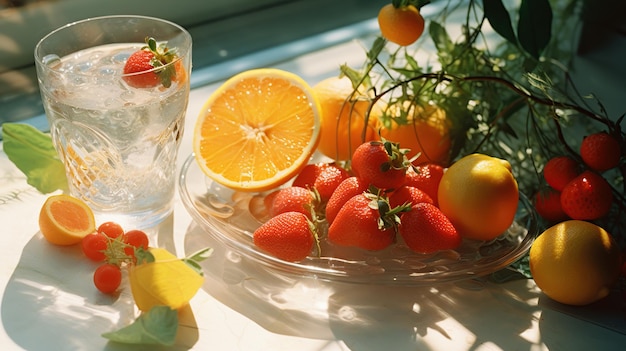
[2,18,626,351]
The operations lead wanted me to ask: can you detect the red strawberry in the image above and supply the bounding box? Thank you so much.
[328,192,404,251]
[351,140,409,190]
[533,188,568,223]
[293,163,349,202]
[325,176,369,224]
[123,37,180,88]
[253,212,317,262]
[292,163,326,189]
[269,186,317,219]
[543,156,581,191]
[398,203,461,254]
[560,171,613,220]
[389,185,433,209]
[403,163,444,205]
[580,132,622,171]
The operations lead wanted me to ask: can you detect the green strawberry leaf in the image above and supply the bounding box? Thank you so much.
[2,123,68,194]
[101,306,178,345]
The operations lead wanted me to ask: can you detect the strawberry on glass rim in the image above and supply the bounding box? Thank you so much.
[123,36,180,88]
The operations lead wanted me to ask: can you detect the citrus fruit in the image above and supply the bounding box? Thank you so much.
[529,220,621,306]
[438,153,519,241]
[313,76,380,161]
[379,102,452,165]
[193,68,321,192]
[38,194,96,246]
[377,3,425,46]
[129,247,204,312]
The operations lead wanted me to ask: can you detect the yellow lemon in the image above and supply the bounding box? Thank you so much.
[438,153,519,241]
[129,248,204,312]
[39,194,96,246]
[530,220,621,306]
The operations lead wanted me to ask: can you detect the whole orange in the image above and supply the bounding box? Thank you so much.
[313,76,381,161]
[379,102,452,165]
[377,4,425,46]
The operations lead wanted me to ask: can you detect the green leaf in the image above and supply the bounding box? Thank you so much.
[517,0,553,59]
[102,306,178,346]
[483,0,517,45]
[183,247,213,276]
[429,21,455,67]
[2,123,68,194]
[135,247,156,265]
[367,37,386,62]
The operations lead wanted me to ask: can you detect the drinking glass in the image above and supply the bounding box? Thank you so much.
[35,15,192,229]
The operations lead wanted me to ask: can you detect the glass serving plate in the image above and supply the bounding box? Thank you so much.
[179,153,539,286]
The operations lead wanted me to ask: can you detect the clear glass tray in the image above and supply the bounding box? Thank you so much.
[179,153,539,286]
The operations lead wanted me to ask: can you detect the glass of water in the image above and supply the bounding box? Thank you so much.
[35,15,192,229]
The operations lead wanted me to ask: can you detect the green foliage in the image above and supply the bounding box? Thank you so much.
[101,306,178,345]
[343,0,625,244]
[341,0,589,196]
[2,123,68,194]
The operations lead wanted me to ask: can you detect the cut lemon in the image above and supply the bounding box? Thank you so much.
[38,194,96,246]
[129,248,204,312]
[193,68,321,192]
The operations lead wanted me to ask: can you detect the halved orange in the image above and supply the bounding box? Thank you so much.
[193,68,321,192]
[39,194,96,246]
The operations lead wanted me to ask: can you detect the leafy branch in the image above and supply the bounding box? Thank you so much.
[340,0,625,240]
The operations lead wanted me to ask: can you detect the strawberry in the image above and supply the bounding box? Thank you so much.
[325,176,369,224]
[292,163,326,189]
[403,163,445,206]
[533,188,568,223]
[543,156,581,191]
[389,185,433,209]
[351,140,409,190]
[327,192,407,251]
[292,163,349,202]
[580,132,622,171]
[123,37,180,88]
[398,203,461,254]
[560,170,613,220]
[253,211,317,262]
[269,186,318,220]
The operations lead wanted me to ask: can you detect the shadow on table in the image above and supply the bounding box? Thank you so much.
[185,221,542,351]
[1,214,198,351]
[537,293,626,349]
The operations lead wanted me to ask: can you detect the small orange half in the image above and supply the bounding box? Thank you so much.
[193,68,321,192]
[39,194,96,246]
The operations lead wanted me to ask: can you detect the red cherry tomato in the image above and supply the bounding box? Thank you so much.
[81,233,108,261]
[97,221,124,238]
[123,229,149,257]
[93,263,122,294]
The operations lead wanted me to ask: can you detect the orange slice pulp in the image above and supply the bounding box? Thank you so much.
[38,194,96,246]
[193,68,321,192]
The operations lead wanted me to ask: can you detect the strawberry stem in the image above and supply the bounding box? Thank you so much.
[141,37,179,88]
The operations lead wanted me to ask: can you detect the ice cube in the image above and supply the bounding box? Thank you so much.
[42,54,61,68]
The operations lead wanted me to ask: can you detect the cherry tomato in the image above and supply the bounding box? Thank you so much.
[123,229,149,257]
[97,221,124,238]
[93,263,122,294]
[81,233,108,261]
